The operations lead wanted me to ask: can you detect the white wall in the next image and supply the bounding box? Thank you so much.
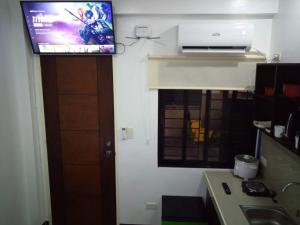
[0,2,27,224]
[113,0,278,15]
[270,0,300,62]
[113,12,274,225]
[0,1,49,225]
[0,1,279,225]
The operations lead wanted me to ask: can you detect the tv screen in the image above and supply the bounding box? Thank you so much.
[20,1,116,54]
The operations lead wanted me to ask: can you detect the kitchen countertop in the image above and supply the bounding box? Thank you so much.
[204,171,279,225]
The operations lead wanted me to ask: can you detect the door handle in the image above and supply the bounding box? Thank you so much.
[105,141,114,159]
[105,150,113,158]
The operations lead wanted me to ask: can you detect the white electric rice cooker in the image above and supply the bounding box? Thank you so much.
[233,154,259,180]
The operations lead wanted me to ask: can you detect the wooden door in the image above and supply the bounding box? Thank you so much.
[40,56,116,225]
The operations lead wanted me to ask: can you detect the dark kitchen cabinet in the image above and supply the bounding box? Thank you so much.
[206,190,221,225]
[254,63,300,156]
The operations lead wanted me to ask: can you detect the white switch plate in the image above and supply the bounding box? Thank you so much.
[121,127,127,140]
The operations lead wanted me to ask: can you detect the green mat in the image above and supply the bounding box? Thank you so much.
[162,221,207,225]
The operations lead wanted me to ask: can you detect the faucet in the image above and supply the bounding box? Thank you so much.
[281,182,300,192]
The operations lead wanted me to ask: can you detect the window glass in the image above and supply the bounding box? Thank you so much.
[158,90,255,168]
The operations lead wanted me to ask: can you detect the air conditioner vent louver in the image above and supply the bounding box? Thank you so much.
[182,46,247,50]
[178,23,254,54]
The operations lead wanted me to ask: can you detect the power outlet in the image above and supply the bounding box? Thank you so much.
[145,202,157,210]
[271,53,281,63]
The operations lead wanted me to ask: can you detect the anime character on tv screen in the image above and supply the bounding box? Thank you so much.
[65,2,114,45]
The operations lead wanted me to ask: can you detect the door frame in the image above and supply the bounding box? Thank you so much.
[29,56,119,225]
[28,55,52,224]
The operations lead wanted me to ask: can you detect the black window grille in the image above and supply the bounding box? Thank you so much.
[158,90,256,168]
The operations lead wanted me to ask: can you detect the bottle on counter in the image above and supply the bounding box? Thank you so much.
[295,133,299,150]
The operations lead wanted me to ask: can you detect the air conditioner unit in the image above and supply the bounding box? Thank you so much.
[178,23,254,54]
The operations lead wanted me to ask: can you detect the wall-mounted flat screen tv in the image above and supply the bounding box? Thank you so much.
[21,1,116,54]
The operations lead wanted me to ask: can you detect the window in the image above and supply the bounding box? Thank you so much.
[158,90,256,168]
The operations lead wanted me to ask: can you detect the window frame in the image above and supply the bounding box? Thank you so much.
[158,90,255,169]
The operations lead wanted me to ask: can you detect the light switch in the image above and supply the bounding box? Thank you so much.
[146,202,157,210]
[121,128,127,140]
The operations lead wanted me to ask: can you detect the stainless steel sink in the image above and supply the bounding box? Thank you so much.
[240,205,298,225]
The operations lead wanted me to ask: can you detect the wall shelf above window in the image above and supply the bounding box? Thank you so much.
[148,53,266,61]
[148,54,266,91]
